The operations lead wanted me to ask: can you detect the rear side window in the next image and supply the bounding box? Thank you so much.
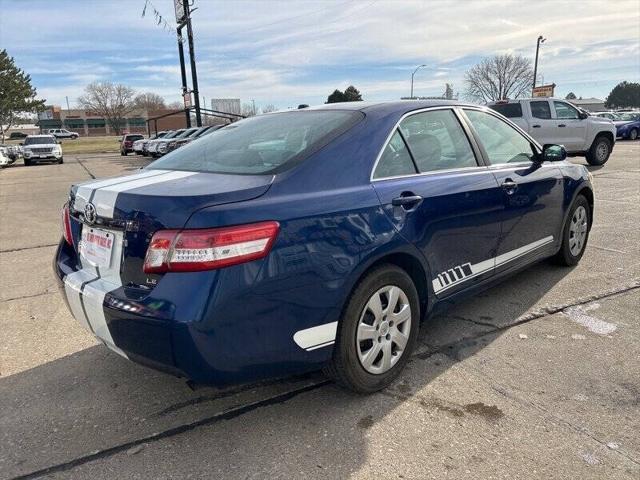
[373,131,416,179]
[530,101,551,119]
[489,103,523,118]
[399,109,477,173]
[553,101,579,119]
[149,111,363,175]
[464,109,534,165]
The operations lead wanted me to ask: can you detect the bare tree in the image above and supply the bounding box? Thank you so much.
[464,54,534,103]
[134,92,166,111]
[77,82,136,135]
[241,103,256,117]
[261,104,278,113]
[167,101,183,110]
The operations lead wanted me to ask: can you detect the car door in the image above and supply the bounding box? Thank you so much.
[552,100,586,151]
[372,107,504,298]
[462,108,565,275]
[528,100,558,146]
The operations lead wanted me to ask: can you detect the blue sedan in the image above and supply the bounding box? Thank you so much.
[55,101,594,392]
[614,112,640,140]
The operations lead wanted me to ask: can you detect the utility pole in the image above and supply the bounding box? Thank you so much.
[176,26,191,128]
[251,99,256,116]
[410,64,427,99]
[533,35,546,90]
[184,1,202,127]
[65,96,70,111]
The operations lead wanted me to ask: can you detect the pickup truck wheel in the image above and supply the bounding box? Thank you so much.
[58,157,64,164]
[23,159,32,166]
[629,128,638,141]
[324,264,420,393]
[585,135,612,166]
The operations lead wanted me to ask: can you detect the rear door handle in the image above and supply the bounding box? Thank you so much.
[391,194,423,209]
[532,124,541,128]
[558,124,566,128]
[501,179,518,195]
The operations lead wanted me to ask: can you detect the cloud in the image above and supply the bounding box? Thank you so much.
[1,0,638,107]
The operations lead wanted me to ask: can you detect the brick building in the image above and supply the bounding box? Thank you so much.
[36,106,188,137]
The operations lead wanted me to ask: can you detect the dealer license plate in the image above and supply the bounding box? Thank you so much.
[79,227,114,268]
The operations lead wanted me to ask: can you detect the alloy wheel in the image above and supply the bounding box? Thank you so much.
[569,205,588,256]
[595,141,609,162]
[356,285,411,375]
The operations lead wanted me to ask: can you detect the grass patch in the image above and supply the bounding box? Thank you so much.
[58,136,122,154]
[5,136,123,155]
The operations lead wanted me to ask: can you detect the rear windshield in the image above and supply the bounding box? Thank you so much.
[126,135,143,140]
[489,103,523,118]
[149,110,363,175]
[25,137,56,145]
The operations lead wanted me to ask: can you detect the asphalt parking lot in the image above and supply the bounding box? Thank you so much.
[1,144,639,479]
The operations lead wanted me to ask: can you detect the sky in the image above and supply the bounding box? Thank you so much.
[1,0,639,111]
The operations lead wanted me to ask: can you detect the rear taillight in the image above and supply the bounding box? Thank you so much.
[61,203,74,246]
[143,221,279,273]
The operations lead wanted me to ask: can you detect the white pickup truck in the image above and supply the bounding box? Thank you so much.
[488,98,616,166]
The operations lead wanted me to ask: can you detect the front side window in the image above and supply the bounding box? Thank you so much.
[150,110,362,175]
[464,109,535,165]
[398,109,477,173]
[554,101,579,119]
[373,130,416,179]
[530,101,552,119]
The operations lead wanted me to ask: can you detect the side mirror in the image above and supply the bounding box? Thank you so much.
[541,144,567,162]
[578,111,589,120]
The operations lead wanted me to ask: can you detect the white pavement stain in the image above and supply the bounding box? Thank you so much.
[563,303,618,336]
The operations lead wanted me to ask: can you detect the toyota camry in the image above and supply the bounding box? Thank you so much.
[55,101,594,392]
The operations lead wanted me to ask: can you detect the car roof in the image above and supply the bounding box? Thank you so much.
[26,134,55,138]
[307,100,466,114]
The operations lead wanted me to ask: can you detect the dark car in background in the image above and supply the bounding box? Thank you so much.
[614,112,640,140]
[164,125,223,154]
[120,134,145,156]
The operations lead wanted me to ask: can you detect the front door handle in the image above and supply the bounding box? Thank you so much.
[558,124,566,128]
[501,179,518,195]
[532,124,541,128]
[392,194,423,209]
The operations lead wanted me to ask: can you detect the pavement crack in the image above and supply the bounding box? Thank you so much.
[0,244,58,254]
[75,157,96,179]
[9,381,330,480]
[1,290,56,303]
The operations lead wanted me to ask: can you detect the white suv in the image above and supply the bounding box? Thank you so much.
[488,98,616,165]
[22,135,64,165]
[47,128,79,139]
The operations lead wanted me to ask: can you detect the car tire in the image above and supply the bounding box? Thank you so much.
[553,195,590,266]
[324,264,420,393]
[585,135,612,166]
[121,150,126,156]
[24,159,31,166]
[629,128,638,141]
[58,157,64,164]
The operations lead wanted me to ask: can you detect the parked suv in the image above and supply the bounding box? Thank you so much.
[22,135,63,165]
[47,128,79,140]
[488,98,616,165]
[120,134,144,156]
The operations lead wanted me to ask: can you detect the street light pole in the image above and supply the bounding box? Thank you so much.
[533,35,546,90]
[410,64,427,99]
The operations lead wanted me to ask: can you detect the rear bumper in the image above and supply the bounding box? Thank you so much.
[53,240,335,385]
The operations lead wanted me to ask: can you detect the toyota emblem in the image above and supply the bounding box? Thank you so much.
[84,202,97,225]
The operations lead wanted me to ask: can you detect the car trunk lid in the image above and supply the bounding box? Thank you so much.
[69,168,273,290]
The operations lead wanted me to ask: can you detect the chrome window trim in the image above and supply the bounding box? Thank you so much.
[370,105,484,182]
[372,164,491,183]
